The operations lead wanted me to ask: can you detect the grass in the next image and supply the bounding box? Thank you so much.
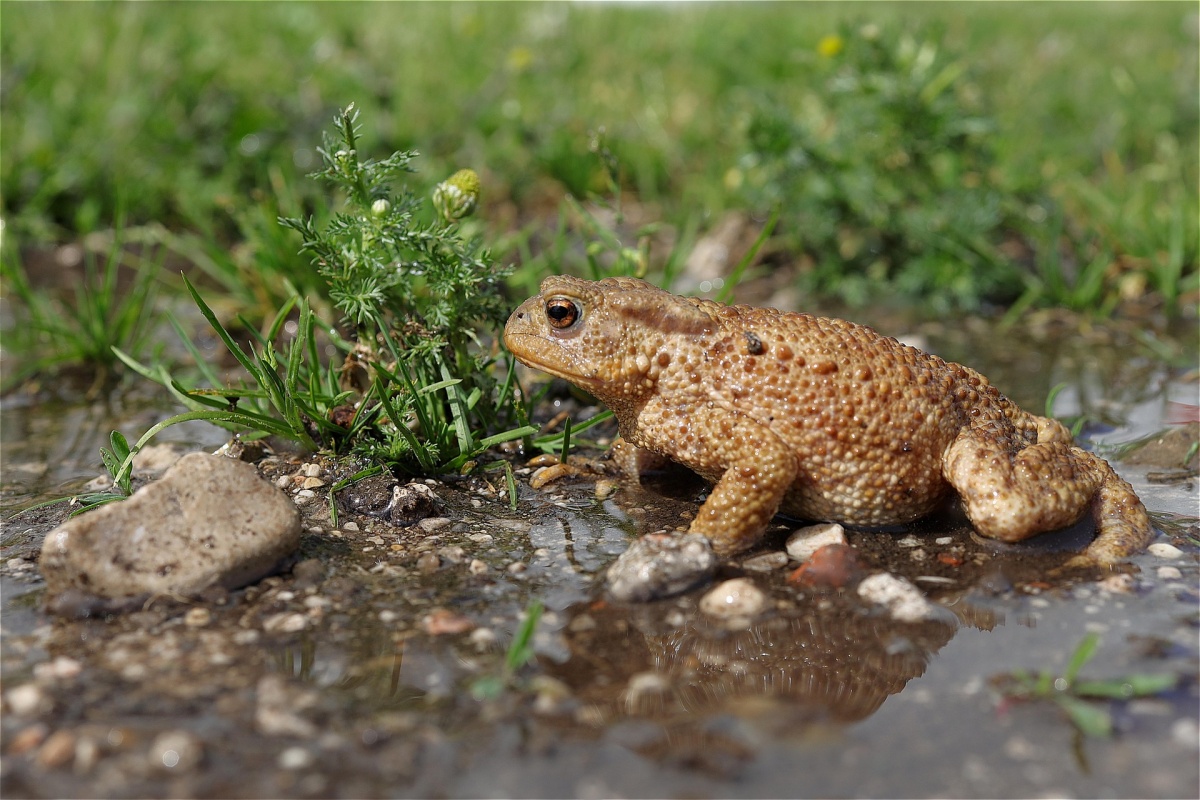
[3,3,1194,316]
[991,633,1179,738]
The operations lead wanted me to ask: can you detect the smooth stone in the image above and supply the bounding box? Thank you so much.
[699,577,767,619]
[785,523,847,562]
[606,532,717,603]
[39,453,301,610]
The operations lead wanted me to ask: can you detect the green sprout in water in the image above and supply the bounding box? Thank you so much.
[992,633,1179,738]
[470,599,544,701]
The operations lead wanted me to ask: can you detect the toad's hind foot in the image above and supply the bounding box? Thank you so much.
[944,424,1153,564]
[1079,464,1154,565]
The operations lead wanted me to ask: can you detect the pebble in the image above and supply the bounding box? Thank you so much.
[294,490,316,506]
[301,477,326,490]
[33,656,83,682]
[342,521,360,532]
[468,533,494,544]
[531,675,574,715]
[416,552,441,574]
[5,683,48,716]
[422,608,474,635]
[184,607,212,627]
[934,536,954,545]
[1157,566,1183,580]
[262,612,308,633]
[785,523,846,562]
[625,671,672,698]
[606,532,718,603]
[857,573,954,624]
[468,627,498,650]
[300,463,323,478]
[1171,717,1199,747]
[468,559,489,575]
[279,746,314,770]
[8,724,48,755]
[787,543,862,589]
[741,551,789,572]
[39,453,301,610]
[1148,543,1184,559]
[419,517,452,533]
[255,676,318,738]
[36,729,76,769]
[507,561,528,575]
[437,546,466,564]
[150,729,204,771]
[1098,573,1138,594]
[699,578,767,619]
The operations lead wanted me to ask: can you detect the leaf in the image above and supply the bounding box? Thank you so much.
[1057,696,1113,738]
[1074,674,1178,699]
[1064,633,1100,683]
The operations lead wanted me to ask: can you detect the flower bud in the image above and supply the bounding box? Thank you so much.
[433,169,481,221]
[371,198,391,217]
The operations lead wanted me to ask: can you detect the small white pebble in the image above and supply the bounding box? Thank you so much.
[301,463,322,478]
[896,535,922,548]
[379,610,398,623]
[699,578,767,619]
[468,559,488,575]
[1157,566,1183,581]
[1149,543,1184,559]
[1171,717,1199,747]
[468,627,497,649]
[278,746,314,770]
[934,537,953,545]
[301,477,325,490]
[5,684,46,716]
[418,517,452,532]
[1098,573,1137,594]
[507,561,528,574]
[33,656,82,682]
[468,533,493,544]
[785,523,846,562]
[342,521,359,531]
[183,608,212,627]
[275,475,292,489]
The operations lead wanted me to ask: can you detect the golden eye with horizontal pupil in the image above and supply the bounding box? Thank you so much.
[545,297,581,329]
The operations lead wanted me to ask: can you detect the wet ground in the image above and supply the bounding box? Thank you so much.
[1,317,1198,798]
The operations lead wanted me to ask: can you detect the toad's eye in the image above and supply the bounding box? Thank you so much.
[545,297,581,329]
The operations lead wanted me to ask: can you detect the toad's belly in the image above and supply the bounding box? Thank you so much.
[778,455,954,527]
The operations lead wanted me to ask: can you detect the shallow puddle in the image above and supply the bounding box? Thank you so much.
[1,321,1197,798]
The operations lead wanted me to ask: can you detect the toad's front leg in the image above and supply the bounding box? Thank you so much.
[635,403,798,556]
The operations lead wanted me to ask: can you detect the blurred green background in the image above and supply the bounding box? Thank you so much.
[3,1,1197,316]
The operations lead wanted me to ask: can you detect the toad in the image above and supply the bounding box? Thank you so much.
[504,276,1154,564]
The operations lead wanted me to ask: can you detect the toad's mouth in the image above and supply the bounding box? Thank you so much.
[502,330,601,389]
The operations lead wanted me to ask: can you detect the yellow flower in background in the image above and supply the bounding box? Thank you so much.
[507,46,534,72]
[817,34,844,58]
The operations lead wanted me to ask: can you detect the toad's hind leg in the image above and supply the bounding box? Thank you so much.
[943,414,1153,564]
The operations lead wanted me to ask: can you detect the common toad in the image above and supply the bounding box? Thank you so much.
[504,276,1153,564]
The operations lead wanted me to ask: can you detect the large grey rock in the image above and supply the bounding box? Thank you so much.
[606,532,717,603]
[40,452,301,611]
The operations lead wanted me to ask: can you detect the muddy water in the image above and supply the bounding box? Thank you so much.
[1,321,1197,798]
